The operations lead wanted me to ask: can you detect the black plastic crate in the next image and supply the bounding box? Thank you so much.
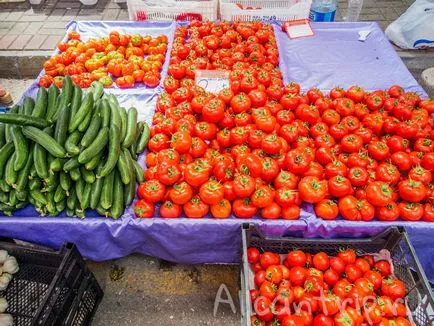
[0,241,103,326]
[240,225,434,326]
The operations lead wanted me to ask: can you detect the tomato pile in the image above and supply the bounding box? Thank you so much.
[247,247,411,326]
[133,19,434,221]
[39,30,168,89]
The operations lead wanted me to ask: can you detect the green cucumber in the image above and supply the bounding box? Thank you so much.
[101,170,114,210]
[29,177,40,191]
[77,127,108,164]
[30,188,47,205]
[18,105,24,115]
[0,143,15,179]
[32,87,48,118]
[4,125,10,144]
[0,206,13,216]
[80,166,95,184]
[75,177,85,207]
[15,200,28,210]
[63,157,80,172]
[66,208,74,217]
[0,114,49,129]
[43,183,56,193]
[98,124,120,177]
[70,168,81,181]
[122,107,137,148]
[16,150,34,192]
[110,171,124,219]
[78,109,93,132]
[33,142,48,179]
[30,165,37,178]
[129,143,137,161]
[90,81,104,101]
[16,190,27,202]
[28,195,37,208]
[68,92,94,133]
[49,158,66,173]
[108,98,121,131]
[51,95,62,122]
[46,191,57,216]
[65,130,81,156]
[107,94,119,106]
[5,152,18,187]
[119,106,127,142]
[0,191,8,203]
[8,190,18,207]
[81,110,102,148]
[70,85,82,118]
[132,160,144,183]
[0,180,11,194]
[100,99,111,128]
[0,124,6,148]
[11,127,29,171]
[124,180,136,207]
[54,106,70,146]
[58,75,73,110]
[54,185,66,203]
[90,164,104,209]
[136,123,150,154]
[67,187,77,211]
[23,97,35,116]
[56,199,66,213]
[22,126,66,158]
[96,204,107,217]
[84,155,100,170]
[46,83,60,120]
[80,182,91,210]
[60,171,71,193]
[116,149,131,185]
[43,172,57,187]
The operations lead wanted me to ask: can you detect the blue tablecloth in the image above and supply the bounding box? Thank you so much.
[0,21,432,282]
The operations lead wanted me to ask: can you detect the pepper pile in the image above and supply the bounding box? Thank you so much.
[134,20,434,221]
[247,247,411,326]
[39,31,168,89]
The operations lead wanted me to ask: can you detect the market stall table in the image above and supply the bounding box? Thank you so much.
[0,21,433,283]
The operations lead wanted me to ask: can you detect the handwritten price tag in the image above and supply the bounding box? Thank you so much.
[283,19,315,39]
[195,70,230,93]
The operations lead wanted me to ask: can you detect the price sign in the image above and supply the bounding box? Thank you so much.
[195,70,230,93]
[283,19,315,39]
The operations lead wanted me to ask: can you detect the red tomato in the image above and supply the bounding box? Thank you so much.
[298,176,328,204]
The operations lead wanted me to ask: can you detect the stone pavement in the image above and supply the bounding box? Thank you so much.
[0,0,415,51]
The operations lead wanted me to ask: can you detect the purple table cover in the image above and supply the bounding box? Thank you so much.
[0,21,433,282]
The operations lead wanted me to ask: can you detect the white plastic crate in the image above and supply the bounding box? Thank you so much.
[128,0,218,21]
[219,0,312,22]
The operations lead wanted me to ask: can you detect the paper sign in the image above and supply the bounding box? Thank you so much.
[195,70,230,93]
[283,19,315,39]
[358,30,372,42]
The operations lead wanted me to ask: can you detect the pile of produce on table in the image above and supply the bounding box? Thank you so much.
[0,76,148,218]
[39,31,168,89]
[247,247,412,326]
[135,20,434,220]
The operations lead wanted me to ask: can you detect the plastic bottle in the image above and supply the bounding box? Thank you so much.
[345,0,364,21]
[309,0,337,22]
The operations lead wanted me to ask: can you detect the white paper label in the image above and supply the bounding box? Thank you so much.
[195,70,230,93]
[286,23,314,39]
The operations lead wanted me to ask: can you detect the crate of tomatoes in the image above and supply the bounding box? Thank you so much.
[241,224,434,326]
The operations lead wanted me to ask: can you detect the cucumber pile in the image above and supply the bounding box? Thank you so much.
[0,76,149,218]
